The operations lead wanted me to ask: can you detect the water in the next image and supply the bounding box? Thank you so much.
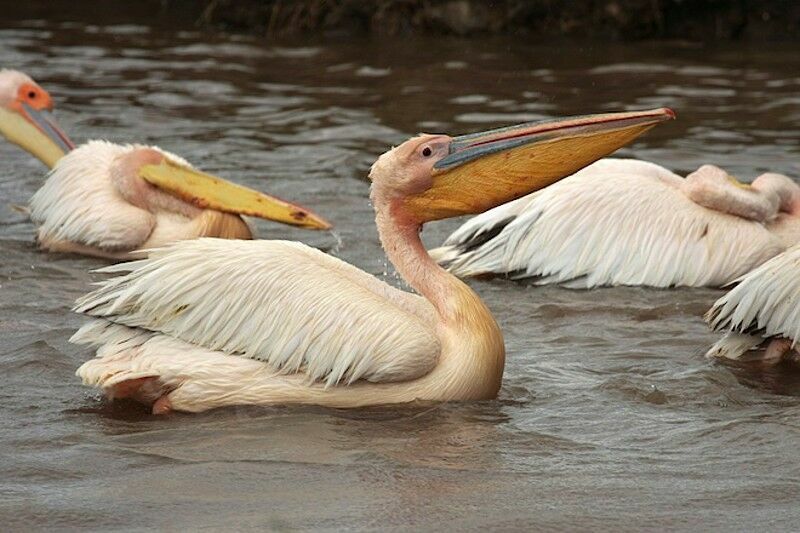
[2,14,800,531]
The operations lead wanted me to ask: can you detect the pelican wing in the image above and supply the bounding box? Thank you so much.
[705,244,800,344]
[431,159,784,288]
[30,141,158,250]
[73,238,440,386]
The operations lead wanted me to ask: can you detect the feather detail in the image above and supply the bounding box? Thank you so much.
[30,141,151,250]
[705,244,800,358]
[432,159,786,288]
[74,238,440,387]
[705,332,762,360]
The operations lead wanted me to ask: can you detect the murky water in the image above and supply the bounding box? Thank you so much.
[2,13,800,530]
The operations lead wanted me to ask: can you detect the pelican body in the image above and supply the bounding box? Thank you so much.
[72,108,674,414]
[705,244,800,362]
[431,159,800,288]
[0,69,330,260]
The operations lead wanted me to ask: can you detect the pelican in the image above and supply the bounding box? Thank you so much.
[71,108,673,414]
[430,159,800,288]
[0,69,330,260]
[0,69,74,167]
[705,244,800,362]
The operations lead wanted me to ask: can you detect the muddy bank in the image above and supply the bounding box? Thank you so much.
[6,1,799,41]
[190,0,800,40]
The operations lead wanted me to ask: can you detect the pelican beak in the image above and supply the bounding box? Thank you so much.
[405,108,675,221]
[0,103,75,168]
[139,159,332,230]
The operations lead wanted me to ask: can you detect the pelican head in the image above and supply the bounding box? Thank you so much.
[0,69,74,168]
[370,108,675,223]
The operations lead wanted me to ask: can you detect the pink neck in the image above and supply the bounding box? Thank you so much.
[112,148,202,218]
[752,173,800,216]
[373,198,459,320]
[788,191,800,216]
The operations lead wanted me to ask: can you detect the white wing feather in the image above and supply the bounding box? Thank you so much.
[73,238,440,387]
[705,244,800,348]
[29,140,195,251]
[432,159,784,288]
[428,193,537,266]
[30,141,150,249]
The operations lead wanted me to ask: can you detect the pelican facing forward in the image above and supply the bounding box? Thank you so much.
[706,244,800,362]
[0,69,330,260]
[431,159,800,288]
[72,108,673,413]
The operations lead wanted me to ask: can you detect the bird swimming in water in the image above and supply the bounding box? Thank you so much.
[0,69,330,260]
[72,108,673,414]
[431,158,800,288]
[706,243,800,362]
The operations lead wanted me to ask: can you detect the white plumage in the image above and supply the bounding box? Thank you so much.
[431,159,800,288]
[74,319,349,411]
[29,140,252,259]
[6,69,330,260]
[705,244,800,360]
[31,141,188,250]
[74,238,439,388]
[70,108,674,413]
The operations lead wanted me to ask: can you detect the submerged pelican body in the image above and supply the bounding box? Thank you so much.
[431,159,800,288]
[706,244,800,362]
[0,69,330,260]
[72,108,674,413]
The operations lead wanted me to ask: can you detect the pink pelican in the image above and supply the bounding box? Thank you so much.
[72,108,673,414]
[706,244,800,362]
[0,69,330,260]
[431,159,800,288]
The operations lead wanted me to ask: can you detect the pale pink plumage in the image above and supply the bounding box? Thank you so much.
[431,159,800,288]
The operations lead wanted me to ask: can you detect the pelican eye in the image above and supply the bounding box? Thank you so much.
[422,147,432,157]
[28,91,36,99]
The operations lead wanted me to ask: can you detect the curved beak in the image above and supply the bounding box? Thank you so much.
[405,108,675,221]
[139,159,332,230]
[0,103,75,168]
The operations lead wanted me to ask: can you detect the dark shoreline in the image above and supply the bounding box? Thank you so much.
[4,1,800,42]
[189,0,800,41]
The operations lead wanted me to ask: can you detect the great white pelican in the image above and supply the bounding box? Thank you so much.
[706,244,800,362]
[72,107,674,414]
[431,159,800,287]
[0,69,330,260]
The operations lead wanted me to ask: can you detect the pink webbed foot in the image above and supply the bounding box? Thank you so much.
[107,377,157,400]
[105,376,170,413]
[152,395,173,415]
[763,338,794,363]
